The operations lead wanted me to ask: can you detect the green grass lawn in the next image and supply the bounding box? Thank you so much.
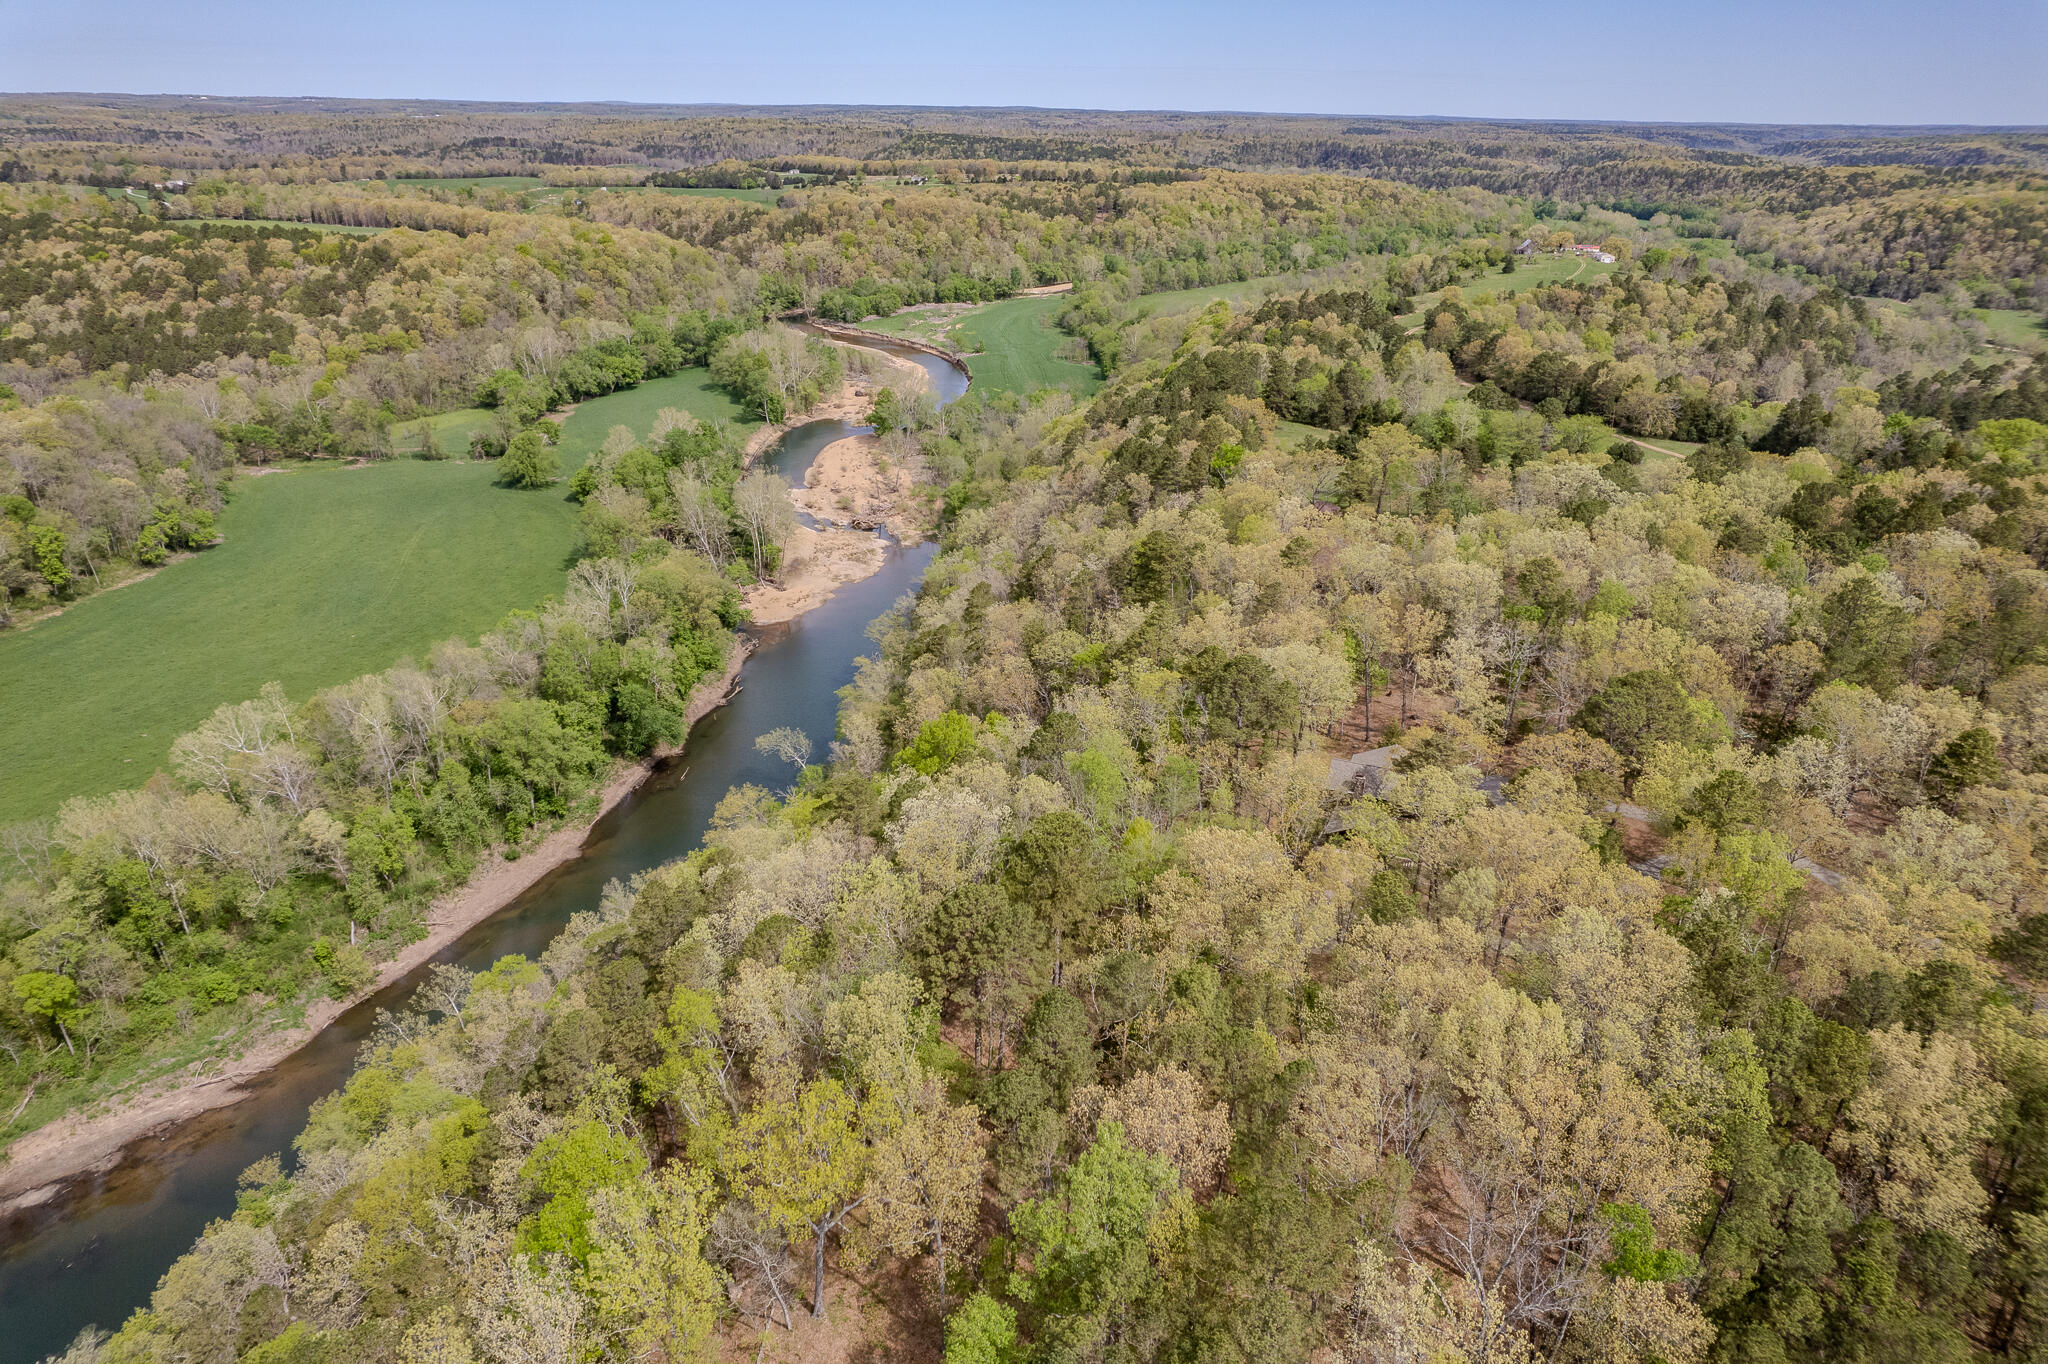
[1631,435,1701,459]
[218,218,388,235]
[390,407,499,456]
[1275,420,1324,450]
[1135,278,1295,315]
[0,368,759,823]
[639,186,784,204]
[1971,308,2048,353]
[1471,254,1617,295]
[88,190,387,235]
[360,179,775,208]
[865,296,1100,396]
[859,309,961,345]
[555,369,758,464]
[954,296,1101,396]
[0,461,580,823]
[1398,255,1618,325]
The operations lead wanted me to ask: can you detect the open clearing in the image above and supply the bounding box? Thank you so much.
[554,368,758,462]
[374,176,550,193]
[640,186,785,204]
[1136,277,1298,314]
[1971,307,2048,353]
[390,407,499,456]
[869,295,1101,395]
[0,369,756,824]
[1399,254,1619,325]
[952,295,1102,395]
[207,218,388,235]
[0,461,578,823]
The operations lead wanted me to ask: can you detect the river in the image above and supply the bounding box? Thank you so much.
[0,341,967,1362]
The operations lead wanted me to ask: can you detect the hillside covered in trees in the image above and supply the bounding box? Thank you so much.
[36,249,2048,1363]
[7,95,2044,303]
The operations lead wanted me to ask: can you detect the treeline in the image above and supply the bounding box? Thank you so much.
[0,166,1486,623]
[0,390,228,619]
[567,327,848,578]
[813,272,1018,323]
[7,94,2045,300]
[0,300,759,620]
[77,274,2048,1364]
[1427,260,2048,443]
[0,186,727,388]
[580,171,1478,308]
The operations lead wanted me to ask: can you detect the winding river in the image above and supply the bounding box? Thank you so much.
[0,341,968,1362]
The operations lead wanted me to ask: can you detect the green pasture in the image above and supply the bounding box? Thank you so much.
[213,218,388,235]
[1463,253,1618,297]
[640,186,785,204]
[954,296,1101,396]
[1971,308,2048,353]
[377,176,549,193]
[860,309,951,342]
[87,190,387,235]
[555,368,759,465]
[1135,278,1293,315]
[390,407,499,456]
[866,296,1100,396]
[0,460,579,823]
[0,368,758,823]
[1275,420,1323,450]
[1400,254,1619,325]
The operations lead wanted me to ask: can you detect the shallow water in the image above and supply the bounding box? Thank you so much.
[0,347,962,1360]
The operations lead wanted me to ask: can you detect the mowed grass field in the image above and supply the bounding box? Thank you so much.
[0,369,758,823]
[869,296,1102,396]
[391,408,500,456]
[376,176,550,193]
[555,368,757,462]
[218,219,388,236]
[1972,308,2048,353]
[954,296,1102,396]
[1136,277,1297,315]
[0,462,579,823]
[642,186,785,204]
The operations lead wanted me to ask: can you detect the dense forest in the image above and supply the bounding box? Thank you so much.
[44,261,2048,1364]
[6,95,2043,302]
[4,99,2048,1364]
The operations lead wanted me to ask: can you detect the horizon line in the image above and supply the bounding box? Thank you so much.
[3,91,2044,134]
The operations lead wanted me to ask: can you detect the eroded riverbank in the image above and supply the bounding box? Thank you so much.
[0,643,749,1215]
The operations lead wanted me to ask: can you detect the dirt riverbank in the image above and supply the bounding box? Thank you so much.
[741,342,935,626]
[746,432,930,627]
[739,344,931,463]
[0,643,750,1212]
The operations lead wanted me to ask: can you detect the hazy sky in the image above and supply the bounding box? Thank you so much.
[4,0,2044,126]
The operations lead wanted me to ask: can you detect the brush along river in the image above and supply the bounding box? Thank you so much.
[0,339,967,1362]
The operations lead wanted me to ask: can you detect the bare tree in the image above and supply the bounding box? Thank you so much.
[418,963,473,1022]
[250,745,321,814]
[761,328,813,417]
[568,557,643,641]
[0,819,54,884]
[666,469,731,566]
[732,469,796,582]
[710,1203,800,1331]
[754,727,813,777]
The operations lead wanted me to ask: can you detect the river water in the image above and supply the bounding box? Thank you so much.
[0,343,966,1361]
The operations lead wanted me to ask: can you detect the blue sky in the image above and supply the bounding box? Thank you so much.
[4,0,2044,125]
